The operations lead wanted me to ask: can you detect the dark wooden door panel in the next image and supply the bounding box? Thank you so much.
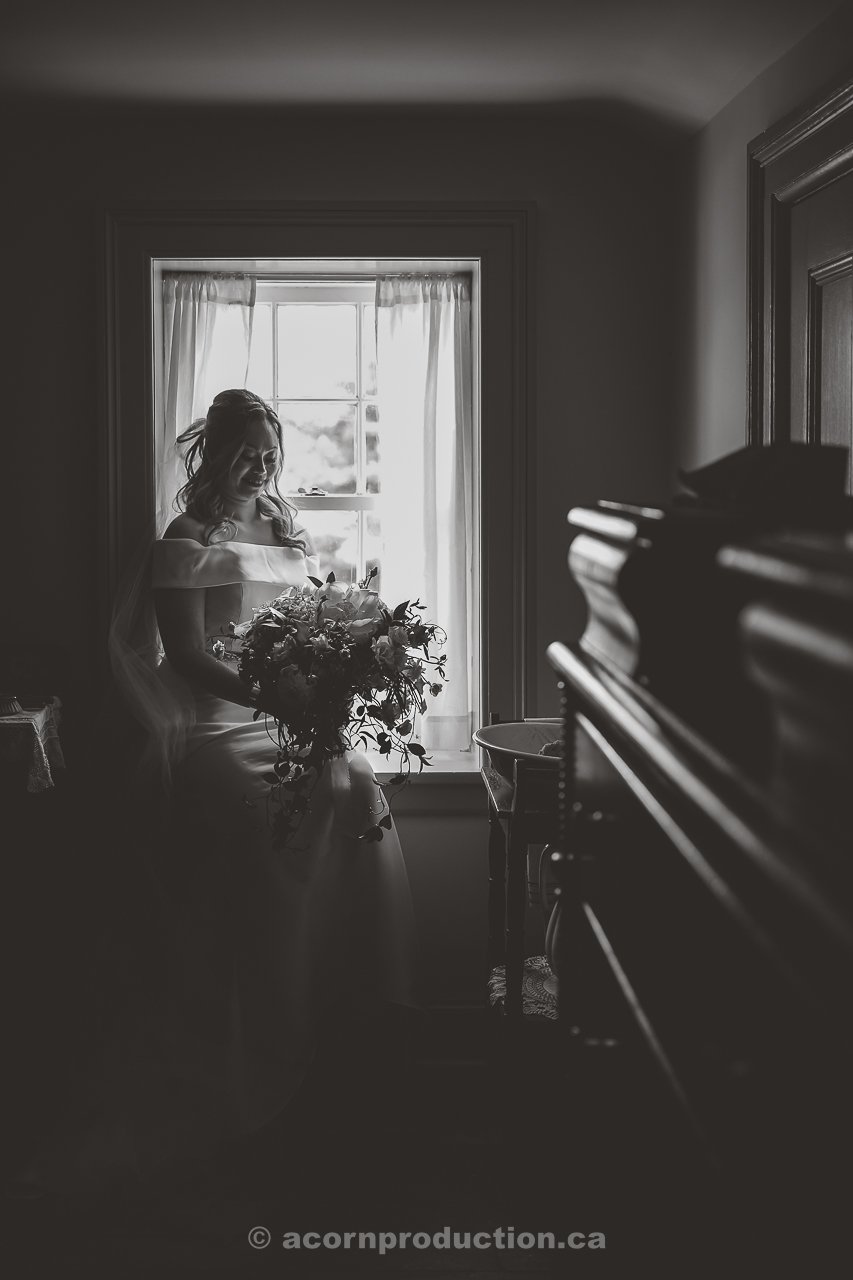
[789,170,853,489]
[749,77,853,491]
[788,171,850,488]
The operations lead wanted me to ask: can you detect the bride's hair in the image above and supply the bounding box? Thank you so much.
[175,389,305,549]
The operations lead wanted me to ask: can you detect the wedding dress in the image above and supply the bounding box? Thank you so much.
[27,536,415,1194]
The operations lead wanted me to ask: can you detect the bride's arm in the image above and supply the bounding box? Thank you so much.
[155,585,257,708]
[155,586,303,718]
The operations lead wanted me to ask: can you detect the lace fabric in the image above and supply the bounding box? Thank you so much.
[0,698,65,792]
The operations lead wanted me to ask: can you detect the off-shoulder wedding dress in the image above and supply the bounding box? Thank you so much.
[27,536,414,1194]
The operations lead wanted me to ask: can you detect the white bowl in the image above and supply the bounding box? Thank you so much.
[472,719,562,773]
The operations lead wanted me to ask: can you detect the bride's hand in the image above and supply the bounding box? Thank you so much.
[255,667,316,721]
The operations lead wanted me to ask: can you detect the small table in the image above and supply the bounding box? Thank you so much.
[0,698,65,792]
[474,721,561,1020]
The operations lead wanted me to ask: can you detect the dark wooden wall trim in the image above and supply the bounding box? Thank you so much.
[747,76,853,445]
[806,254,853,443]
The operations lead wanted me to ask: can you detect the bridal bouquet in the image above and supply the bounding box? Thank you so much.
[231,568,446,847]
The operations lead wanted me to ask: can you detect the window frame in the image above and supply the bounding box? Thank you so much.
[100,205,535,781]
[254,278,377,491]
[252,278,385,586]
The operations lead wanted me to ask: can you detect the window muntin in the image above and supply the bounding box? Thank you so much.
[251,282,379,584]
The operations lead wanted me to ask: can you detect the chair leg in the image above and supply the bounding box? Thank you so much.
[505,827,526,1019]
[487,815,506,971]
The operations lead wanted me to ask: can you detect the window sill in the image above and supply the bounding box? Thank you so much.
[364,748,485,816]
[363,749,482,784]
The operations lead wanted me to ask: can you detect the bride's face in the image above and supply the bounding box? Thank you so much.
[222,417,281,504]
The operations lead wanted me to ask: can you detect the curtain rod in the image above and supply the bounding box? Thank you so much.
[161,270,473,282]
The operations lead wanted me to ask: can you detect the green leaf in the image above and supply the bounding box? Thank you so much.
[326,571,336,583]
[379,814,393,829]
[308,575,323,587]
[408,742,426,757]
[393,600,410,621]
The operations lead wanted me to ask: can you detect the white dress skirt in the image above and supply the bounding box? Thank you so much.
[29,538,415,1193]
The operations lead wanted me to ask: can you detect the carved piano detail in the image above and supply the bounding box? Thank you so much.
[567,501,768,763]
[566,444,852,764]
[547,445,853,1260]
[722,531,853,845]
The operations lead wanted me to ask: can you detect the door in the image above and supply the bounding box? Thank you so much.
[748,77,853,493]
[790,170,853,492]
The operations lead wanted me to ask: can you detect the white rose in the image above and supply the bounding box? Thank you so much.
[322,582,350,606]
[348,617,381,644]
[350,588,383,619]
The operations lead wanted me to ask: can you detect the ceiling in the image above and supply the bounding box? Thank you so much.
[1,0,846,130]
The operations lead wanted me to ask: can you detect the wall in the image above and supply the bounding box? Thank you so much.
[6,98,684,1003]
[8,99,684,714]
[678,2,853,469]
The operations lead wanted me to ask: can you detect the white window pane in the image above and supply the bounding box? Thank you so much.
[365,406,381,495]
[246,303,273,398]
[364,511,383,594]
[200,305,251,408]
[278,401,356,494]
[278,305,356,397]
[362,303,377,396]
[300,508,358,585]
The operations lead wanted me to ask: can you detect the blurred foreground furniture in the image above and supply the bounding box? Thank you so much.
[1,646,73,1176]
[0,697,65,793]
[546,468,853,1245]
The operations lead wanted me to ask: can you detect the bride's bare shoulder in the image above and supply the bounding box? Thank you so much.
[163,513,205,543]
[292,522,316,555]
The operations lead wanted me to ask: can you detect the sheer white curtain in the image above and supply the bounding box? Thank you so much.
[375,276,474,752]
[158,273,256,529]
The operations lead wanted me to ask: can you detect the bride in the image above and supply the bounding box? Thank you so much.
[25,389,415,1196]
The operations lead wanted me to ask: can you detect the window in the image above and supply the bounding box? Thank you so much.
[105,206,532,781]
[248,281,383,587]
[155,260,482,762]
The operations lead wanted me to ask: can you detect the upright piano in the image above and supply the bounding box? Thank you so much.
[546,453,853,1260]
